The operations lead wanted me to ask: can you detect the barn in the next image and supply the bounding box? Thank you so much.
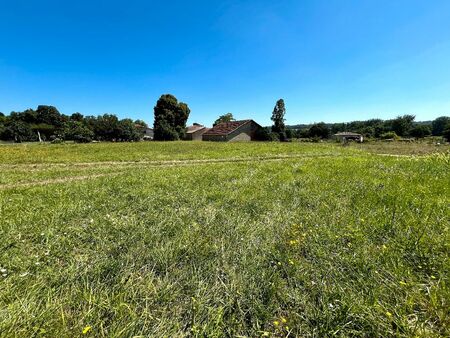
[334,132,363,143]
[202,120,262,142]
[184,125,210,141]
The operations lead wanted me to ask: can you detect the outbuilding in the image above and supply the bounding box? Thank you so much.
[334,132,363,143]
[184,124,210,141]
[202,120,262,142]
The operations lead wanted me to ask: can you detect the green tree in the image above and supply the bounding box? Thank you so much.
[431,116,450,136]
[409,125,431,138]
[62,121,94,143]
[309,122,330,139]
[93,114,120,141]
[443,125,450,142]
[271,99,286,134]
[3,120,36,142]
[70,112,84,122]
[153,94,190,140]
[117,119,142,141]
[36,105,65,128]
[391,115,415,136]
[213,113,235,126]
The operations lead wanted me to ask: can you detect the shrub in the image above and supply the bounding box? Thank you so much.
[380,131,398,140]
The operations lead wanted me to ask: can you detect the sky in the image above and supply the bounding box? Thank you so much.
[1,0,450,126]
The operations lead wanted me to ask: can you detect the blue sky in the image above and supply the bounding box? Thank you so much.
[1,0,450,126]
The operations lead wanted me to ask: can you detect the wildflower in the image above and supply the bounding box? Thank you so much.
[285,326,289,330]
[281,317,287,323]
[430,275,436,279]
[277,262,282,266]
[82,326,92,334]
[382,244,387,250]
[288,259,294,265]
[289,240,297,245]
[0,268,6,273]
[385,311,392,317]
[399,281,407,286]
[273,320,279,326]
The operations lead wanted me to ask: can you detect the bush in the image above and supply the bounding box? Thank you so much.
[380,131,398,140]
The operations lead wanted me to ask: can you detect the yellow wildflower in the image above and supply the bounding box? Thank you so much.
[82,326,92,334]
[399,281,407,286]
[385,311,392,317]
[288,259,294,265]
[273,320,280,326]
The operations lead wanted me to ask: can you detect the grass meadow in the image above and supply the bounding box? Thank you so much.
[0,142,449,337]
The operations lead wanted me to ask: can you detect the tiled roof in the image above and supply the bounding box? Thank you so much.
[186,125,206,133]
[203,120,251,136]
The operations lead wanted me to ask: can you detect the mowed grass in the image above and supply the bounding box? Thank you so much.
[0,142,449,337]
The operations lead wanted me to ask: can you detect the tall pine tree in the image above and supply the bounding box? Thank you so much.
[271,99,286,135]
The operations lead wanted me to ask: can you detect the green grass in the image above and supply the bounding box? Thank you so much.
[0,142,449,337]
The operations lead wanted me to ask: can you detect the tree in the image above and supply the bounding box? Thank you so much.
[62,121,94,143]
[3,120,36,142]
[409,125,431,138]
[213,113,235,126]
[117,118,142,141]
[70,112,84,122]
[431,116,450,136]
[271,99,286,134]
[391,115,415,137]
[308,122,330,139]
[443,125,450,142]
[36,105,66,128]
[93,114,120,141]
[175,102,190,139]
[153,94,190,140]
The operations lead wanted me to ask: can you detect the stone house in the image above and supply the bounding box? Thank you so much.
[202,120,262,142]
[184,125,210,141]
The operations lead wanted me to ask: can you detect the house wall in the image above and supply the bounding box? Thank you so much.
[225,121,259,141]
[202,134,227,142]
[185,129,207,141]
[202,121,262,142]
[229,132,251,142]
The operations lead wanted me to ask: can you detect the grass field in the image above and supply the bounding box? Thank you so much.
[0,142,449,337]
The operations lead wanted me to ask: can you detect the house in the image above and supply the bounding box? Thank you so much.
[184,124,210,141]
[202,120,262,142]
[143,128,154,140]
[334,132,363,143]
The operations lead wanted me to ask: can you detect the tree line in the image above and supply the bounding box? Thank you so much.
[0,106,147,143]
[1,95,449,142]
[286,115,450,141]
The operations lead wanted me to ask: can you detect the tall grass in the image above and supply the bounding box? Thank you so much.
[0,144,449,337]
